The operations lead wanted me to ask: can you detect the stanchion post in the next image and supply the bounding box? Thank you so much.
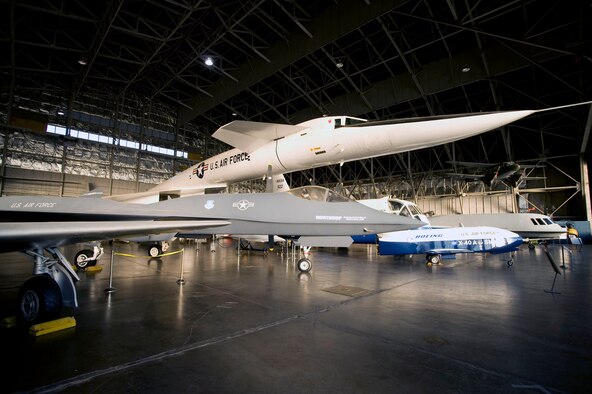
[105,243,116,293]
[543,246,561,294]
[560,245,572,270]
[176,248,185,285]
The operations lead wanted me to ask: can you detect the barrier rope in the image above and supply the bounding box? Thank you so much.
[113,248,185,258]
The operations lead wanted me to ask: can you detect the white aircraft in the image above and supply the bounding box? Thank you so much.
[378,226,523,266]
[107,102,591,204]
[353,196,564,254]
[428,213,566,244]
[353,195,566,246]
[357,197,430,224]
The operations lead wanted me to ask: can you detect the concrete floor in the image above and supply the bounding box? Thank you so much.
[0,239,590,393]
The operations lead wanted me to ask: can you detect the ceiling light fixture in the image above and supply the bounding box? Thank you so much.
[461,65,471,73]
[78,57,87,65]
[336,61,343,68]
[204,57,213,66]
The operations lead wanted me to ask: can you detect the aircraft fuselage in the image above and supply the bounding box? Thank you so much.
[125,110,536,203]
[378,226,523,256]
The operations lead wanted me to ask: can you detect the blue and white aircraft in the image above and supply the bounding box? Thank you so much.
[378,226,523,266]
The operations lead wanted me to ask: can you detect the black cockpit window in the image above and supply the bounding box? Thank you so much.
[400,207,412,217]
[345,117,367,126]
[389,200,404,214]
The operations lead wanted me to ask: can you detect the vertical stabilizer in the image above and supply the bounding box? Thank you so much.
[273,174,290,192]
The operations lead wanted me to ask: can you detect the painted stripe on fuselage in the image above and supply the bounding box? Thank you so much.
[351,234,378,244]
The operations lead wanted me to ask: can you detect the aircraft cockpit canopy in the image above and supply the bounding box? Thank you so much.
[388,200,425,217]
[287,186,351,202]
[333,116,367,128]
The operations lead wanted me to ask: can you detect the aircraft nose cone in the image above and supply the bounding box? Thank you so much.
[509,236,523,249]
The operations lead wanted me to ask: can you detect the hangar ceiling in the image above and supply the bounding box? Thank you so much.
[0,0,591,200]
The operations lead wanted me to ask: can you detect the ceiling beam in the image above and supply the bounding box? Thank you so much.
[178,0,408,125]
[288,44,560,123]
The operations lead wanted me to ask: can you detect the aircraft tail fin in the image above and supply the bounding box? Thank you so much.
[272,173,289,192]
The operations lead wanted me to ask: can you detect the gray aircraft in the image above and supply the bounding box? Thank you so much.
[0,186,422,324]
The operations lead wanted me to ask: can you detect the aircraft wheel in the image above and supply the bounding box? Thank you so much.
[528,244,535,250]
[75,249,95,270]
[507,259,514,266]
[149,245,161,257]
[427,254,441,265]
[18,275,62,325]
[297,258,312,273]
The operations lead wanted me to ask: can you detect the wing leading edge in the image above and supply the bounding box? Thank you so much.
[0,220,230,253]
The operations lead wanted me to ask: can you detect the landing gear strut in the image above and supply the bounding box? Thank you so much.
[148,241,169,257]
[73,243,104,270]
[507,252,515,266]
[20,248,79,324]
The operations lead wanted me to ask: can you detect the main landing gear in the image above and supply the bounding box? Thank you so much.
[19,248,79,325]
[507,252,515,266]
[425,253,441,266]
[148,241,170,258]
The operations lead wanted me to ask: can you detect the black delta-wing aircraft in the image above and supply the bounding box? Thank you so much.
[0,187,422,324]
[447,161,545,187]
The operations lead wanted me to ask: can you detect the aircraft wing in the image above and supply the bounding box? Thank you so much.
[213,120,307,152]
[0,220,230,254]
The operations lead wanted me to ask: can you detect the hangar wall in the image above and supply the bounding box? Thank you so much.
[0,167,152,198]
[0,128,181,197]
[417,194,515,216]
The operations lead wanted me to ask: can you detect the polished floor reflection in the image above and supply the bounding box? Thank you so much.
[0,239,590,393]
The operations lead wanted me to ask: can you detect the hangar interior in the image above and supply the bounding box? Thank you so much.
[1,1,592,393]
[1,1,591,219]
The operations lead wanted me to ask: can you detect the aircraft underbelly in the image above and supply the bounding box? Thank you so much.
[179,221,409,237]
[276,134,340,169]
